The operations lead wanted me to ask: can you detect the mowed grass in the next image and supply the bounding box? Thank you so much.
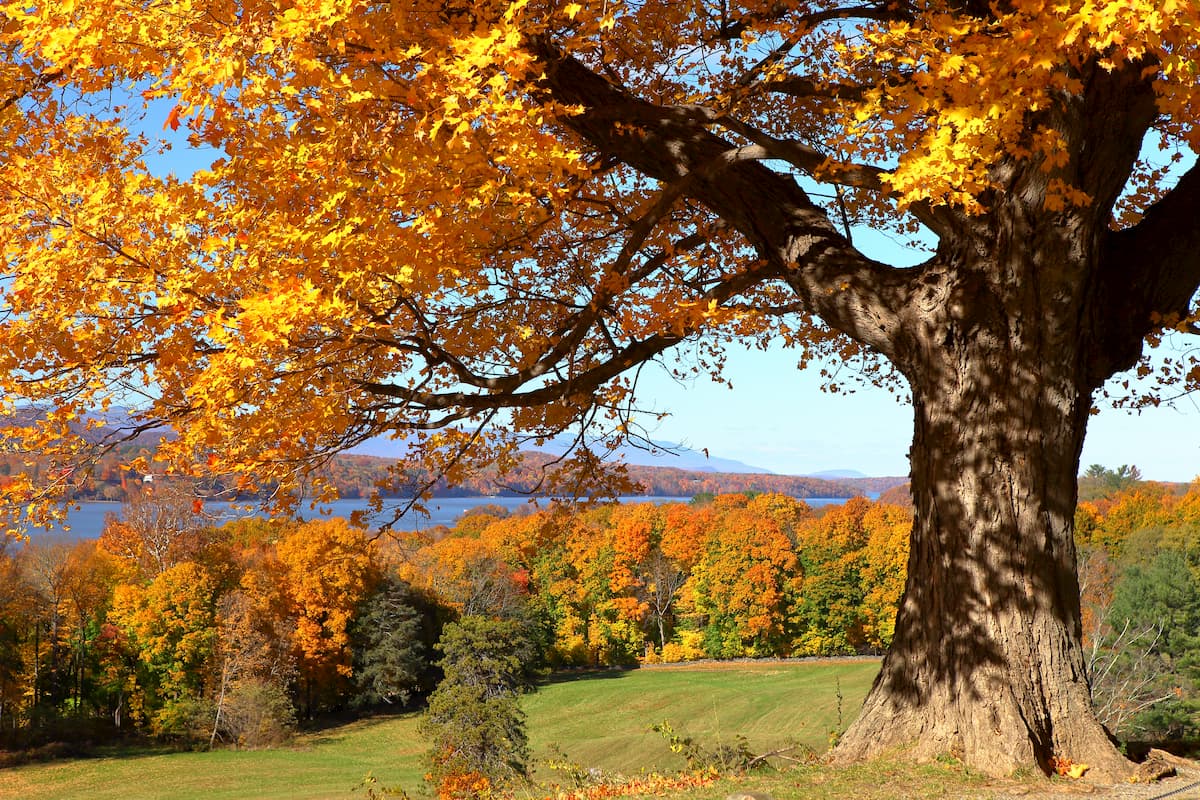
[0,659,880,800]
[525,659,879,774]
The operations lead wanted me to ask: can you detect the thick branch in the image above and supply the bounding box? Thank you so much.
[530,38,914,359]
[715,3,910,42]
[761,75,866,101]
[0,67,62,112]
[1094,162,1200,382]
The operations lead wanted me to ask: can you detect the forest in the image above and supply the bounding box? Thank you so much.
[1,468,1197,762]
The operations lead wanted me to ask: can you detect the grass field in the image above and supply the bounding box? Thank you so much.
[0,660,882,800]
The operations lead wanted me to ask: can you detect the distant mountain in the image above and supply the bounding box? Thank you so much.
[349,434,772,474]
[9,407,907,502]
[546,437,772,474]
[808,469,869,480]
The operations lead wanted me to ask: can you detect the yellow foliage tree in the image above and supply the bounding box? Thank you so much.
[108,561,219,732]
[3,0,1200,778]
[274,519,377,713]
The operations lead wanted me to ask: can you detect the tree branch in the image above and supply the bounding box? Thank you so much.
[358,254,779,412]
[1095,162,1200,381]
[761,75,866,101]
[714,3,911,42]
[529,37,915,359]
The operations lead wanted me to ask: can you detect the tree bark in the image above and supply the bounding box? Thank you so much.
[834,246,1130,780]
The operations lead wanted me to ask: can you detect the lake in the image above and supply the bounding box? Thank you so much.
[29,494,864,541]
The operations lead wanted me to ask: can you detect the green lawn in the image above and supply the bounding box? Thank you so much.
[0,660,880,800]
[525,660,879,775]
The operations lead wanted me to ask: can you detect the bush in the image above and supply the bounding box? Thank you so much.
[151,696,215,746]
[218,679,296,749]
[660,630,707,663]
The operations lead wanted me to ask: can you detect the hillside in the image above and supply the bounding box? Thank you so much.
[0,661,881,800]
[0,423,907,503]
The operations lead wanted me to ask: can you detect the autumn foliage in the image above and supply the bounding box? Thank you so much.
[0,491,915,749]
[397,493,911,665]
[2,0,1200,777]
[4,475,1200,767]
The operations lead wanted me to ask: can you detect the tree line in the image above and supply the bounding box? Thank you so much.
[0,447,905,505]
[0,488,909,752]
[1075,468,1200,741]
[1,471,1197,757]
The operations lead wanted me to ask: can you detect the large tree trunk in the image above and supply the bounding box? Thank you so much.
[533,42,1185,778]
[834,251,1130,780]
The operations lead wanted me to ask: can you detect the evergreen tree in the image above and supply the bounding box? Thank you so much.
[421,616,531,799]
[350,575,427,708]
[1110,549,1200,664]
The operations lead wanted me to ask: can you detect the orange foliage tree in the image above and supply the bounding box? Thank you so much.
[274,520,378,715]
[681,505,800,658]
[4,0,1200,777]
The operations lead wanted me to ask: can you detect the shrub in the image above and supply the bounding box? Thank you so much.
[218,679,296,749]
[660,630,706,663]
[151,696,215,746]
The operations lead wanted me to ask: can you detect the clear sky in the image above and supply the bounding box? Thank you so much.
[628,342,1200,483]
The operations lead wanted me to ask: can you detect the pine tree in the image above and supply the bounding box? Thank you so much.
[420,616,531,799]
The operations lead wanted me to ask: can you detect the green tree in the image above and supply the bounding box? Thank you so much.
[350,574,429,708]
[421,616,532,799]
[1080,464,1146,501]
[1095,549,1200,738]
[1109,550,1200,666]
[686,506,799,658]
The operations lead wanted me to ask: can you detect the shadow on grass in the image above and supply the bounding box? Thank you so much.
[540,667,638,686]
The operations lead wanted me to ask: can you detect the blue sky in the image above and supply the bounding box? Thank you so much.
[628,342,1200,482]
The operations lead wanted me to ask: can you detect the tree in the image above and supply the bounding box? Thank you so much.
[1081,464,1145,501]
[404,534,526,619]
[3,0,1200,779]
[19,539,76,718]
[1084,594,1178,738]
[98,484,214,579]
[1088,549,1200,739]
[274,520,378,716]
[686,506,799,657]
[108,561,219,736]
[421,616,532,799]
[350,574,429,708]
[209,588,298,748]
[857,504,912,652]
[791,499,874,656]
